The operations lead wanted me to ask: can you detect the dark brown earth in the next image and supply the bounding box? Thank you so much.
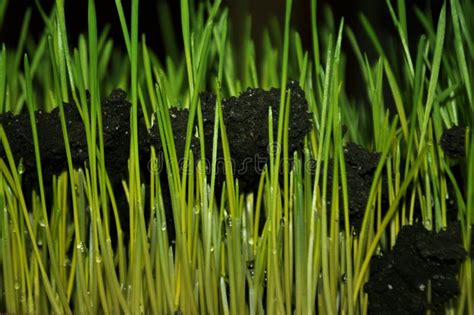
[0,83,313,242]
[325,142,383,232]
[148,80,313,193]
[441,126,466,159]
[365,223,466,314]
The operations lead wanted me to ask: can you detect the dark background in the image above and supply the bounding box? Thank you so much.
[0,0,441,100]
[0,0,442,53]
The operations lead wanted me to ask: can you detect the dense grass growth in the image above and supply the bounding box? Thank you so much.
[0,0,473,313]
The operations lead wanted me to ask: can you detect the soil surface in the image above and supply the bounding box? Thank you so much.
[325,142,383,231]
[0,89,150,187]
[148,80,313,193]
[441,126,466,159]
[365,222,466,314]
[1,83,313,242]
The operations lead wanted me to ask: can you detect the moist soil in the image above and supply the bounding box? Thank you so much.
[148,80,313,193]
[325,142,384,232]
[147,81,313,238]
[365,222,466,314]
[441,126,466,159]
[0,83,313,242]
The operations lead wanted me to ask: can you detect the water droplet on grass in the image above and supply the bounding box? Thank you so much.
[341,274,347,282]
[76,242,86,253]
[14,282,20,290]
[247,260,255,270]
[17,160,25,175]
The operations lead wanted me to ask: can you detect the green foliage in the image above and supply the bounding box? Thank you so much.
[0,0,473,313]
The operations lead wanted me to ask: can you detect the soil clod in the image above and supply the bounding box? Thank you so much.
[365,223,466,313]
[441,126,466,159]
[326,142,382,231]
[148,80,313,193]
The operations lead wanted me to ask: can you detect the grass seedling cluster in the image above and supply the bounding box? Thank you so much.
[0,0,473,313]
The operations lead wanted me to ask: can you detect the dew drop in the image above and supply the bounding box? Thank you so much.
[341,273,347,282]
[76,242,86,253]
[161,223,167,231]
[247,260,255,270]
[96,255,102,264]
[17,160,25,175]
[39,220,46,228]
[418,283,426,291]
[14,282,20,290]
[387,284,393,290]
[226,216,233,228]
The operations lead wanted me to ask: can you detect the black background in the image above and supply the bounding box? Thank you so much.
[0,0,441,100]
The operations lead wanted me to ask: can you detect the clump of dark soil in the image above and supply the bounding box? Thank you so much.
[0,102,86,204]
[198,80,312,192]
[365,222,466,314]
[441,126,466,159]
[147,107,191,160]
[0,89,149,187]
[323,142,383,231]
[146,82,313,239]
[0,90,149,244]
[1,82,313,242]
[148,80,313,193]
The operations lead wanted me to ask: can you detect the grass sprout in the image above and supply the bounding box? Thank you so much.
[0,0,473,313]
